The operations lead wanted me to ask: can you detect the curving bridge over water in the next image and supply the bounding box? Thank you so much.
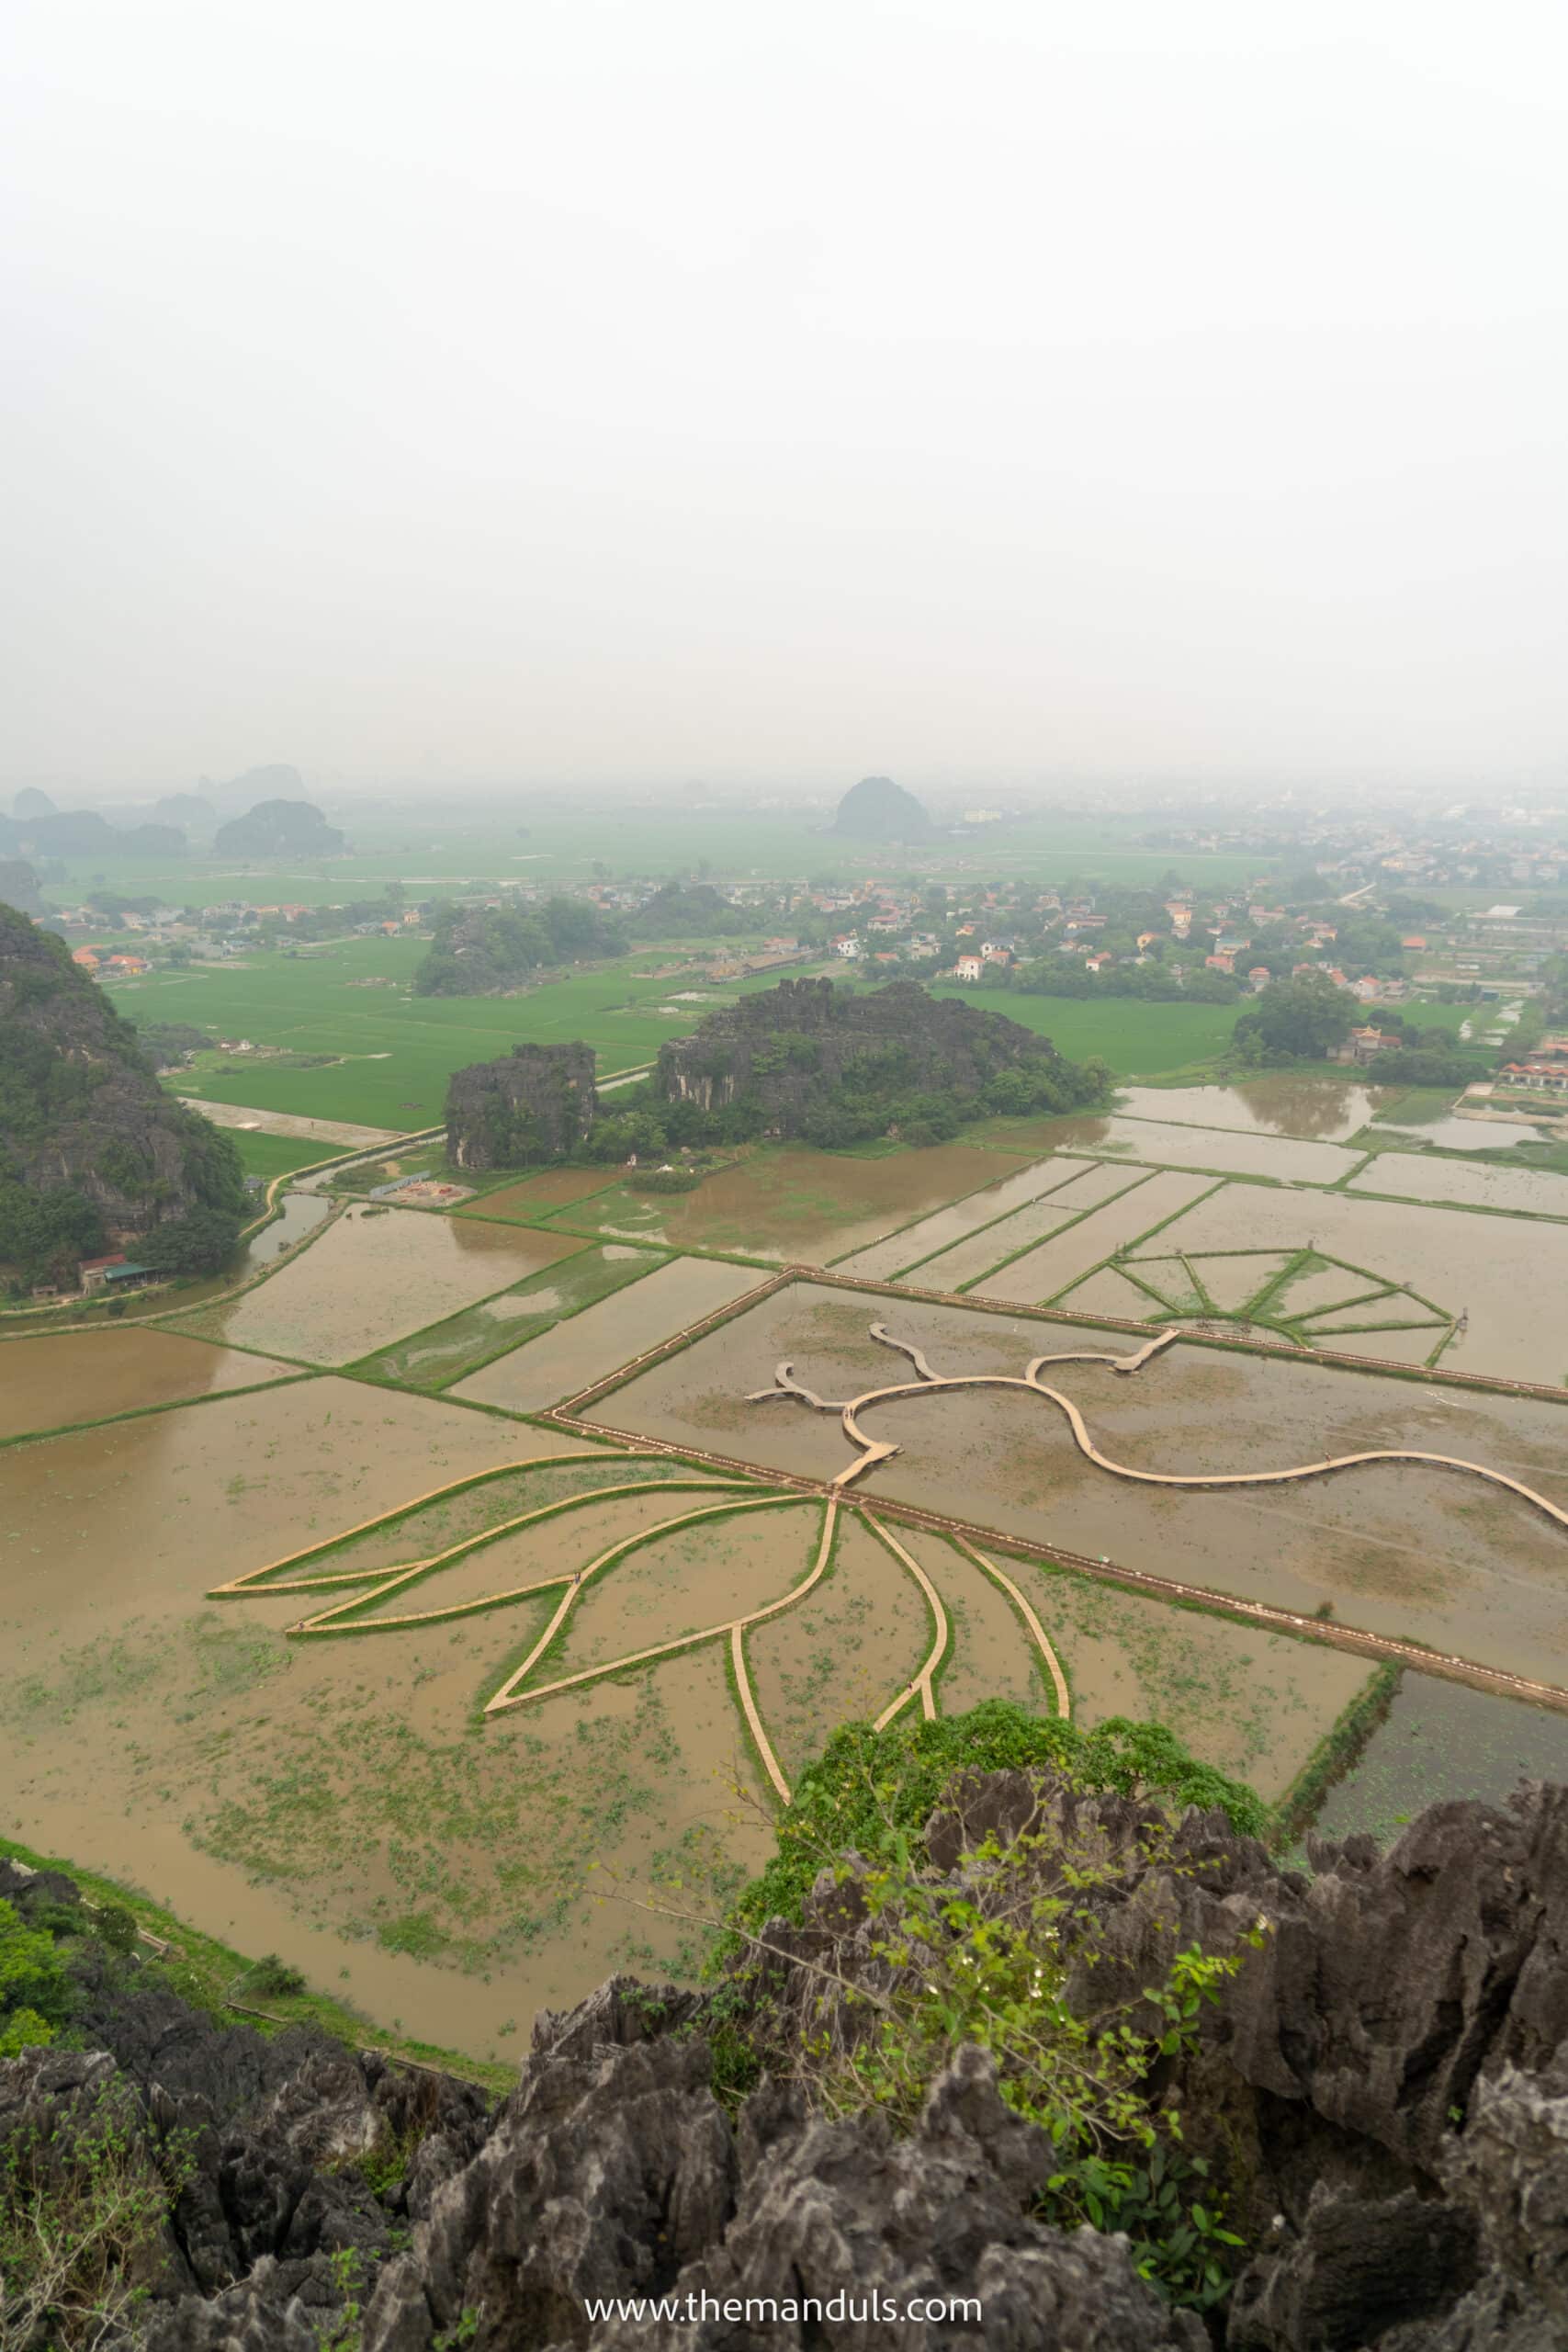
[749,1323,1568,1539]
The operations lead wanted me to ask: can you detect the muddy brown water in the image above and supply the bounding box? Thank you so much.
[171,1204,585,1365]
[831,1155,1098,1281]
[1113,1078,1388,1143]
[1018,1557,1374,1797]
[341,1485,748,1623]
[976,1171,1216,1303]
[746,1510,932,1775]
[451,1257,766,1413]
[593,1283,1568,1687]
[1150,1183,1568,1385]
[0,1328,299,1442]
[457,1167,622,1217]
[532,1142,1033,1265]
[1350,1151,1568,1219]
[541,1498,817,1679]
[974,1114,1364,1187]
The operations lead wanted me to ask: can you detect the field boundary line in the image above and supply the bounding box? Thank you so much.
[863,1516,949,1726]
[953,1536,1071,1717]
[537,1414,1568,1715]
[483,1493,834,1717]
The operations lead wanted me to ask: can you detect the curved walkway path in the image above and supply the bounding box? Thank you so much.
[484,1495,840,1734]
[863,1517,948,1730]
[750,1324,1568,1540]
[953,1535,1071,1718]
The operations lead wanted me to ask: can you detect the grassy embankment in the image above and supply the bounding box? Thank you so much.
[0,1828,514,2093]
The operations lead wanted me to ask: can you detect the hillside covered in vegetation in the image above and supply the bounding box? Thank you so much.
[0,902,247,1289]
[651,975,1109,1146]
[414,894,625,996]
[3,1706,1564,2349]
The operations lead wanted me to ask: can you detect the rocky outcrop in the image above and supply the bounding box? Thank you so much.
[831,775,931,839]
[445,1043,598,1169]
[655,977,1068,1125]
[6,1781,1568,2349]
[0,902,245,1261]
[212,799,346,858]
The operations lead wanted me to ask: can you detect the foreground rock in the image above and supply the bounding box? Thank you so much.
[4,1780,1568,2348]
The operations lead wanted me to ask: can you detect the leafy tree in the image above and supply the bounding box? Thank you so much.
[139,1205,243,1276]
[0,1898,74,2046]
[1233,973,1353,1063]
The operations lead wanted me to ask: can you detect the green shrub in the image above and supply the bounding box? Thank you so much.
[0,1898,75,2036]
[719,1700,1268,1953]
[245,1952,306,1998]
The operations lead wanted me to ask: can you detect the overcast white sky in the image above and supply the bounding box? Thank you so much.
[3,0,1565,794]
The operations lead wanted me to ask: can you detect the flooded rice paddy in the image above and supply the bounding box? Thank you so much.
[1113,1077,1387,1142]
[0,1327,298,1442]
[450,1255,767,1413]
[356,1243,669,1388]
[976,1171,1216,1303]
[1349,1150,1568,1218]
[594,1282,1568,1685]
[455,1167,622,1216]
[170,1204,584,1364]
[532,1141,1033,1262]
[830,1154,1101,1280]
[1373,1114,1543,1152]
[18,1069,1568,2062]
[1022,1559,1375,1799]
[1151,1183,1568,1385]
[1308,1673,1568,1848]
[746,1511,934,1776]
[0,1401,774,2056]
[977,1114,1363,1186]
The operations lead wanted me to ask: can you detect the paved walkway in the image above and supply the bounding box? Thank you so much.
[752,1324,1568,1540]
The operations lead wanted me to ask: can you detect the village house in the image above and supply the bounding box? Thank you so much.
[830,933,861,958]
[1498,1059,1568,1093]
[953,954,985,982]
[1329,1025,1395,1066]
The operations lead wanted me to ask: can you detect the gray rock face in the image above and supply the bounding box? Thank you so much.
[363,2015,1197,2352]
[445,1041,598,1168]
[0,904,242,1240]
[7,1781,1568,2350]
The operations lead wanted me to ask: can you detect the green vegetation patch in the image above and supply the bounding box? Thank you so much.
[0,1830,511,2089]
[227,1129,344,1182]
[721,1699,1268,1951]
[353,1244,669,1389]
[930,989,1239,1077]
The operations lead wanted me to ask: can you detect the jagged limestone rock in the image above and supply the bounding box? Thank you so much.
[445,1041,598,1169]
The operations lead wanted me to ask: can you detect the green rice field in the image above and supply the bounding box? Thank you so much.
[41,807,1279,910]
[928,985,1239,1073]
[107,936,1252,1130]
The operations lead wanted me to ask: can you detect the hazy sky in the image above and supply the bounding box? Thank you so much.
[4,1,1565,793]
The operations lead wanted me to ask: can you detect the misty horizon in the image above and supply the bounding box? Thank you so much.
[4,1,1566,791]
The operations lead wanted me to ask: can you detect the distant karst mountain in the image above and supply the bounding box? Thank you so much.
[0,902,246,1287]
[11,787,56,820]
[445,1042,598,1168]
[1,807,188,858]
[832,774,931,839]
[628,880,751,935]
[213,798,347,859]
[199,763,310,816]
